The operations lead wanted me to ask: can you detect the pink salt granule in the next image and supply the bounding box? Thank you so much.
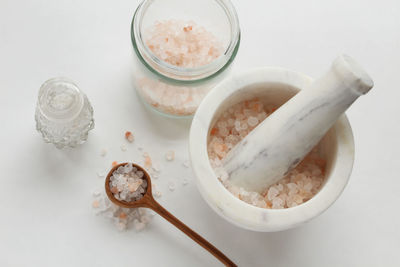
[143,152,152,169]
[125,131,134,143]
[208,99,326,209]
[165,150,175,161]
[136,20,223,116]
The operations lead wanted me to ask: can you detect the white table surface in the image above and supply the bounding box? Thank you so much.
[1,0,399,266]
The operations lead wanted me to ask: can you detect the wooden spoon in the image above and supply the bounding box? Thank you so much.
[105,162,237,267]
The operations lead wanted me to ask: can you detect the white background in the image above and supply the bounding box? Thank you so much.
[0,0,399,266]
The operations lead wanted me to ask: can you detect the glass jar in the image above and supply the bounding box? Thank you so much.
[131,0,240,118]
[35,77,95,149]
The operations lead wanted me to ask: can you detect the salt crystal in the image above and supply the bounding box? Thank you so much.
[152,164,161,173]
[97,171,106,178]
[247,116,259,127]
[272,197,284,209]
[234,121,241,131]
[182,160,190,168]
[120,145,127,152]
[125,131,134,143]
[304,182,313,192]
[124,163,133,173]
[182,178,189,185]
[133,219,146,232]
[92,200,100,208]
[168,181,175,191]
[92,189,101,197]
[100,149,107,157]
[114,222,125,231]
[154,190,162,198]
[165,150,175,161]
[143,153,152,169]
[267,187,279,201]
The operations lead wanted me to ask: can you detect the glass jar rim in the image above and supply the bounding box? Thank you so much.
[131,0,241,84]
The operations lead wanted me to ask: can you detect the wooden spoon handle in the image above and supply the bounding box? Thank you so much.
[146,199,237,267]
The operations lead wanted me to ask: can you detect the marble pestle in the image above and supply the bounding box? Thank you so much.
[222,55,374,193]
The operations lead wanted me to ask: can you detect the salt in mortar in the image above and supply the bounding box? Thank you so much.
[208,99,326,209]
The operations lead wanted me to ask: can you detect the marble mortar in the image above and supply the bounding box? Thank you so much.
[189,67,355,231]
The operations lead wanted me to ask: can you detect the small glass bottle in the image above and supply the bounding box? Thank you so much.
[130,0,240,118]
[35,77,95,149]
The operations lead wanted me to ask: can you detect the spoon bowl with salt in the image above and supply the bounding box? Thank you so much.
[105,162,236,267]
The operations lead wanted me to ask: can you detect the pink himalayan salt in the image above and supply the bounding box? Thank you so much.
[208,99,326,209]
[137,20,223,116]
[125,131,134,143]
[145,20,223,68]
[92,200,100,208]
[143,152,152,169]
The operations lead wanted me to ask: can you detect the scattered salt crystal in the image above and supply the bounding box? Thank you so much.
[92,200,100,208]
[116,222,126,231]
[182,160,190,168]
[120,145,127,152]
[119,212,127,219]
[92,189,101,197]
[182,178,189,186]
[154,190,162,198]
[97,171,106,178]
[165,150,175,161]
[125,131,134,143]
[133,219,146,232]
[100,149,107,157]
[168,181,175,192]
[151,164,161,173]
[143,153,152,169]
[92,188,152,231]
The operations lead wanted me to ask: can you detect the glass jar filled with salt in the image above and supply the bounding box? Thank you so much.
[131,0,240,117]
[35,77,94,149]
